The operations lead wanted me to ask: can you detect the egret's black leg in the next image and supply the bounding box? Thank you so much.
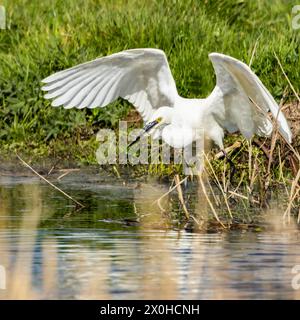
[222,150,236,180]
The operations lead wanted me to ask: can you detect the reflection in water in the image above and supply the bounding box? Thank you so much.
[0,174,299,299]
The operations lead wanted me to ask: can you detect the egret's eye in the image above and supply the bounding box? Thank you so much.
[156,117,162,123]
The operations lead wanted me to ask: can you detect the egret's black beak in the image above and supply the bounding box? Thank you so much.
[128,119,160,148]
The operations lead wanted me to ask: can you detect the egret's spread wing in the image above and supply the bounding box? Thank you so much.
[209,53,292,143]
[42,49,178,122]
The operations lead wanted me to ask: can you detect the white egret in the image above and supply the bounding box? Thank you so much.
[41,48,292,154]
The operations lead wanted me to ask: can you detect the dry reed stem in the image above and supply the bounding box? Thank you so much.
[248,139,252,181]
[249,34,261,67]
[265,87,289,189]
[174,174,190,219]
[274,51,300,221]
[203,152,233,218]
[198,174,226,228]
[214,141,241,159]
[274,51,300,103]
[248,153,259,194]
[206,175,221,207]
[228,170,245,200]
[154,176,188,211]
[57,168,80,180]
[283,169,300,222]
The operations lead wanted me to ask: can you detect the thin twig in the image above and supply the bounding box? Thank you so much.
[203,152,233,218]
[214,141,241,159]
[57,169,80,181]
[174,174,190,219]
[283,168,300,222]
[16,153,85,208]
[249,34,261,67]
[198,175,226,229]
[154,176,188,205]
[228,170,245,200]
[47,166,55,176]
[274,51,300,103]
[206,175,221,207]
[228,190,259,204]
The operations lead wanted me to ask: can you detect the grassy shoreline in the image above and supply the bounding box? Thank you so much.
[1,0,300,154]
[0,0,299,226]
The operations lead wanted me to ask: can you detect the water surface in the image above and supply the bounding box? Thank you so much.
[0,173,299,299]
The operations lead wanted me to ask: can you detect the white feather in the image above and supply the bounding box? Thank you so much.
[42,49,292,148]
[42,48,178,122]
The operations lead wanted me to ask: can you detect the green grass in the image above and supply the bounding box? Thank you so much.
[0,0,299,162]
